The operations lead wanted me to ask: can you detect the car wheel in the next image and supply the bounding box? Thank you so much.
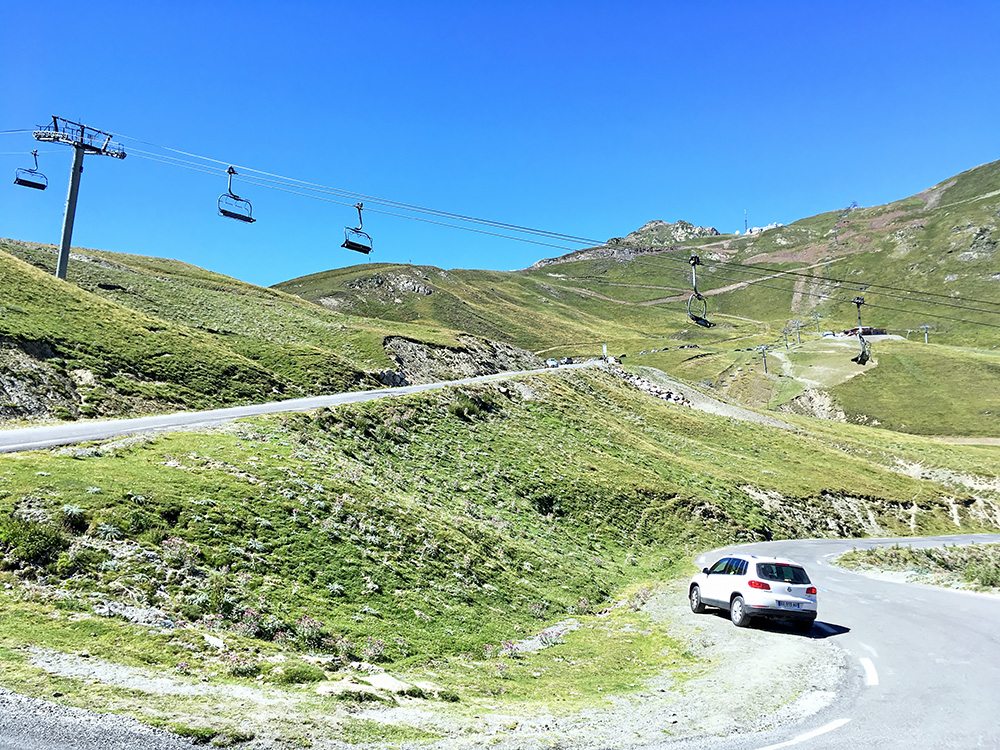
[730,595,752,627]
[689,585,705,614]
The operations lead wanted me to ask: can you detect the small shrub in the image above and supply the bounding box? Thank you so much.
[225,652,261,678]
[626,586,653,611]
[94,522,123,541]
[437,689,460,702]
[294,614,326,650]
[59,505,88,533]
[54,547,109,576]
[271,659,326,684]
[0,516,68,566]
[361,636,387,662]
[538,629,565,647]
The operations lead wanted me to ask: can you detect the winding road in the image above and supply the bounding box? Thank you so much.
[663,534,1000,750]
[0,364,591,454]
[2,371,999,747]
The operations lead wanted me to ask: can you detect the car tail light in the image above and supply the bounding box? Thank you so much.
[748,580,771,590]
[806,587,817,595]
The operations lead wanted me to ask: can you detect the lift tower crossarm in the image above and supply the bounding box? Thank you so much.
[33,116,126,158]
[32,117,127,280]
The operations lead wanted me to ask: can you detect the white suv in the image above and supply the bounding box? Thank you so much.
[689,553,817,632]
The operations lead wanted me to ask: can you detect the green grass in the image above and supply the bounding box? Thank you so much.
[838,543,1000,589]
[0,240,477,420]
[0,366,997,741]
[831,340,1000,435]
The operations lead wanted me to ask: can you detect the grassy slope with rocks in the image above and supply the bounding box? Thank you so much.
[0,239,487,421]
[0,367,999,745]
[275,160,1000,436]
[838,542,1000,590]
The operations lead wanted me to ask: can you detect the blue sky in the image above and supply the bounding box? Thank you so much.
[2,1,999,287]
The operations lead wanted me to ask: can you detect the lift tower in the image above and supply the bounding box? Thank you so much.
[33,117,126,280]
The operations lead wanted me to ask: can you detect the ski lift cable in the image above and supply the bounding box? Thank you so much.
[628,253,1000,319]
[235,175,582,252]
[131,150,568,250]
[55,129,1000,315]
[630,257,1000,331]
[700,258,1000,318]
[706,256,1000,310]
[115,133,602,246]
[237,172,601,244]
[129,151,223,178]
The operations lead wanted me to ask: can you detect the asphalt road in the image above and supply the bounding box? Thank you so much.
[0,364,590,453]
[658,534,1000,750]
[3,372,1000,747]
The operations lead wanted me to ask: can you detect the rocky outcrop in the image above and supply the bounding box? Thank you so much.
[529,220,720,269]
[623,220,721,246]
[0,338,80,420]
[346,272,434,297]
[384,335,544,385]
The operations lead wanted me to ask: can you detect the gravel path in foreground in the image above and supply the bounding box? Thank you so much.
[347,580,849,750]
[0,687,197,750]
[9,580,848,750]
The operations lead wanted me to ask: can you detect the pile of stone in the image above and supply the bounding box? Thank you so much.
[374,369,408,387]
[605,363,692,408]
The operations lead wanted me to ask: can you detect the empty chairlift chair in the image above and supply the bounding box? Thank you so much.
[687,255,715,328]
[13,150,47,190]
[218,166,256,223]
[342,202,372,254]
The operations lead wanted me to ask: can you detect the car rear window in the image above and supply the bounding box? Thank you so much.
[756,563,811,584]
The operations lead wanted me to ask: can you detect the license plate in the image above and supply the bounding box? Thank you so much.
[777,601,800,609]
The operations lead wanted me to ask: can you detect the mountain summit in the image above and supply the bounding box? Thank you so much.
[619,219,721,246]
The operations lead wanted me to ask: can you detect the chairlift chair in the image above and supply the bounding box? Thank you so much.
[342,202,372,254]
[686,293,715,328]
[13,150,47,190]
[850,296,870,365]
[686,255,715,327]
[218,166,255,223]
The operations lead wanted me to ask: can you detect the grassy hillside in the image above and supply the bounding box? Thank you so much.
[277,160,1000,350]
[0,239,478,420]
[0,367,998,742]
[272,160,1000,437]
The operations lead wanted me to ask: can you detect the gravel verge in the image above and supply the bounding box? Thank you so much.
[0,687,197,750]
[10,580,849,749]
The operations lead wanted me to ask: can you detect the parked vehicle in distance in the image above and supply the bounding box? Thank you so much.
[560,357,573,365]
[688,553,817,632]
[545,358,559,368]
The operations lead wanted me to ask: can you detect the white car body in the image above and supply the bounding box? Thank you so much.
[689,553,818,631]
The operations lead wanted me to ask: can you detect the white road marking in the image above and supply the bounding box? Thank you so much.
[754,718,851,749]
[814,622,836,635]
[859,642,878,657]
[860,657,879,686]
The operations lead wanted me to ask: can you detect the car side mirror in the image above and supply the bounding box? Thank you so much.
[702,567,709,575]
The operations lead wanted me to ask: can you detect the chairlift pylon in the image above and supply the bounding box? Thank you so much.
[342,202,372,254]
[850,296,870,365]
[218,166,255,223]
[686,255,715,328]
[13,150,47,191]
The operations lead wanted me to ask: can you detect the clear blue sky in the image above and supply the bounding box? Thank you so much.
[2,1,999,287]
